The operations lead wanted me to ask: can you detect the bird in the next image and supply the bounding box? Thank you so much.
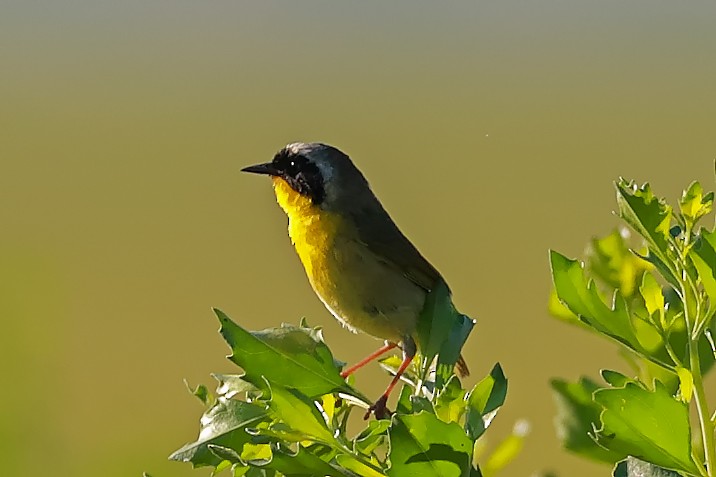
[241,142,469,418]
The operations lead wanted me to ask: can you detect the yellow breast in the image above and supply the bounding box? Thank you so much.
[271,177,423,343]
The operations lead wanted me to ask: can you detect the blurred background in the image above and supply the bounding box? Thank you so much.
[2,1,715,476]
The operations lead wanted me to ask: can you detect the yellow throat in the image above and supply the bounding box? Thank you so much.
[271,176,340,284]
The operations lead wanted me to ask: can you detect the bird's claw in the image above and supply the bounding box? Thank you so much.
[364,395,391,420]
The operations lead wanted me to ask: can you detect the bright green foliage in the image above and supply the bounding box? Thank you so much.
[549,179,716,476]
[550,251,647,355]
[594,381,699,475]
[171,305,518,476]
[388,413,473,477]
[551,377,626,464]
[465,363,507,441]
[170,399,268,467]
[415,279,475,389]
[216,308,361,400]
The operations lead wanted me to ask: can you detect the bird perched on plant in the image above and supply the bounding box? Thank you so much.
[242,142,469,418]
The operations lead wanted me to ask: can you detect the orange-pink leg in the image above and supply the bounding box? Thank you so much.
[364,352,415,420]
[340,342,398,378]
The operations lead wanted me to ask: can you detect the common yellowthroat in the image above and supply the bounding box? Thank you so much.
[242,142,468,418]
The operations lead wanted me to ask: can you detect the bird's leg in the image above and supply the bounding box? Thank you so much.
[340,342,397,378]
[365,337,416,420]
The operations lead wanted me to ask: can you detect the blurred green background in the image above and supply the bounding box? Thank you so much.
[2,1,715,476]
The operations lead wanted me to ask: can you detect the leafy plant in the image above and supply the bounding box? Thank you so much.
[549,179,716,476]
[170,304,523,476]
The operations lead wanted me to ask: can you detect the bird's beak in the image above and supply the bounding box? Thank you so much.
[241,162,280,176]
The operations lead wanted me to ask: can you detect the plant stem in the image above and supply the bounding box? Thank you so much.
[690,339,716,476]
[684,270,716,477]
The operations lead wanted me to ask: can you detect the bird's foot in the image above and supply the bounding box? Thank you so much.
[364,395,392,420]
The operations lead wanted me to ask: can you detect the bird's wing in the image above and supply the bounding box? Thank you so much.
[348,202,444,293]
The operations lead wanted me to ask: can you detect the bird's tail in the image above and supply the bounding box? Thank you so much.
[456,354,470,378]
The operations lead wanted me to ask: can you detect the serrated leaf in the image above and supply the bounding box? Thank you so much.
[170,398,268,467]
[185,380,212,405]
[213,374,255,399]
[548,289,583,325]
[214,309,365,400]
[465,363,507,441]
[680,182,713,223]
[266,382,335,445]
[550,251,646,354]
[550,378,626,463]
[249,442,345,477]
[593,381,700,474]
[388,412,473,477]
[615,180,673,263]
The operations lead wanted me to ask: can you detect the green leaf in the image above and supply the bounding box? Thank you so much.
[593,381,700,474]
[615,179,673,266]
[613,460,628,477]
[416,280,455,374]
[335,455,386,477]
[675,367,693,403]
[550,251,646,354]
[548,289,583,326]
[240,442,273,462]
[169,398,268,467]
[214,309,365,400]
[465,363,507,441]
[265,382,335,445]
[184,380,212,405]
[693,229,716,309]
[435,313,475,389]
[396,384,435,415]
[638,250,681,289]
[435,375,467,423]
[248,442,346,477]
[680,181,713,224]
[601,370,631,388]
[213,373,256,399]
[586,228,650,298]
[415,280,475,388]
[388,412,473,477]
[640,273,664,317]
[550,378,626,463]
[353,419,390,455]
[208,443,243,463]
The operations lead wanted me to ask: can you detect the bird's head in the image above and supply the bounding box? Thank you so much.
[242,143,371,212]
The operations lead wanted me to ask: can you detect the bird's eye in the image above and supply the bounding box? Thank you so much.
[290,161,295,167]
